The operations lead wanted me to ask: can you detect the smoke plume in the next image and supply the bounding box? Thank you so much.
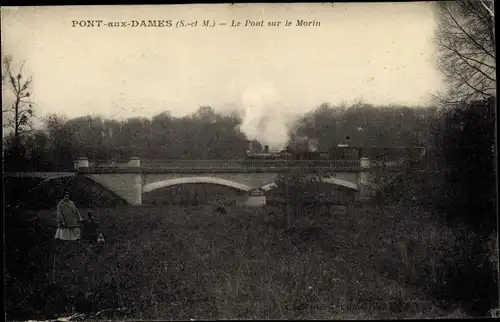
[239,82,294,150]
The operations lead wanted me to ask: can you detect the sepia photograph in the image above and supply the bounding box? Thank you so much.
[2,2,498,320]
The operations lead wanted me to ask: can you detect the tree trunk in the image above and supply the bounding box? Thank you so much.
[13,97,22,169]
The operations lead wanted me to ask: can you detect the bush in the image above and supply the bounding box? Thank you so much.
[378,97,498,317]
[432,98,496,235]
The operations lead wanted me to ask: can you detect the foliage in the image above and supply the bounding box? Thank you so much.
[427,6,497,314]
[5,204,483,320]
[287,102,437,150]
[3,102,440,172]
[272,169,320,227]
[371,97,496,236]
[429,97,495,235]
[3,106,253,171]
[377,97,498,317]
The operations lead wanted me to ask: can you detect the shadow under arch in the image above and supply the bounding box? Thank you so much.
[27,174,129,208]
[143,176,253,194]
[260,177,359,192]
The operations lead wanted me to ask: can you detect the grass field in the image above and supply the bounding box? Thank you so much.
[6,199,497,320]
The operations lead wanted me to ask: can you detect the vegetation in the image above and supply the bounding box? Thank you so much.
[2,101,438,172]
[5,204,476,320]
[3,1,498,319]
[430,97,496,236]
[3,85,498,321]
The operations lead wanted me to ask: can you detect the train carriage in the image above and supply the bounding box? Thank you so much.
[244,140,426,162]
[245,143,361,161]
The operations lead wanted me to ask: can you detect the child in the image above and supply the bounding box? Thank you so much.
[83,211,101,248]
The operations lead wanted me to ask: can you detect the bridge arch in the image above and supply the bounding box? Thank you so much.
[142,176,253,193]
[260,177,359,192]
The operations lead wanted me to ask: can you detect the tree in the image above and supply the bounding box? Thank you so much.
[118,117,152,157]
[45,114,79,170]
[287,103,434,152]
[65,115,111,160]
[17,130,52,171]
[151,111,174,156]
[430,97,496,235]
[434,1,496,103]
[191,106,217,124]
[2,56,36,156]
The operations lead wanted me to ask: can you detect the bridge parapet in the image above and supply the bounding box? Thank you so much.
[144,159,362,170]
[75,157,411,175]
[82,159,364,173]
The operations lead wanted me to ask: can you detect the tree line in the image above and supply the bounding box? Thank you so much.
[2,101,438,172]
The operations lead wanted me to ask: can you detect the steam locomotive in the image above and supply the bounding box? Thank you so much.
[244,143,360,161]
[245,142,427,161]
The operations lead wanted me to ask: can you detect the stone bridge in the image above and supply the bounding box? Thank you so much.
[72,157,374,206]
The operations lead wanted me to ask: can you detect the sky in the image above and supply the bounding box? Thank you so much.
[1,3,445,148]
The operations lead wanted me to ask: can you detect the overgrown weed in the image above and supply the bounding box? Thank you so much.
[6,202,492,320]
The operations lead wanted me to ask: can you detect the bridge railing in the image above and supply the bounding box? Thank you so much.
[371,160,403,167]
[143,159,362,170]
[88,159,362,170]
[85,159,412,172]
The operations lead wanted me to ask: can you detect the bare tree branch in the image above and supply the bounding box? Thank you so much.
[434,1,496,104]
[2,55,36,150]
[443,3,495,60]
[437,40,495,82]
[479,0,494,18]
